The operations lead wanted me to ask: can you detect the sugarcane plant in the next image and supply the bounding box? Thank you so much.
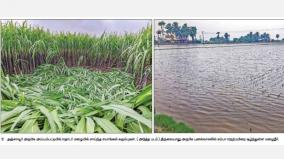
[0,21,151,86]
[0,20,152,133]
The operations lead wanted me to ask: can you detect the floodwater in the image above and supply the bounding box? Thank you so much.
[155,43,284,133]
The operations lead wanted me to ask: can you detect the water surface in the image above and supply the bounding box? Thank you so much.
[155,44,284,133]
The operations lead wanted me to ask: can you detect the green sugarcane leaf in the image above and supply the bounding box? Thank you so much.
[115,114,126,129]
[51,110,63,133]
[38,106,57,133]
[86,117,95,133]
[93,117,121,133]
[75,117,86,133]
[19,119,40,133]
[0,106,26,123]
[101,104,151,128]
[10,110,32,131]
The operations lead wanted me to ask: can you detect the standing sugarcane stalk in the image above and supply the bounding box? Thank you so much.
[1,21,151,88]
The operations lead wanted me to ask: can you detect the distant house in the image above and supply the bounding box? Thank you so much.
[165,34,175,43]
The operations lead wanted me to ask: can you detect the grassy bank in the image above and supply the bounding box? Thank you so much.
[155,114,194,133]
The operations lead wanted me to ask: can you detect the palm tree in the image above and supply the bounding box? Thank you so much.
[224,32,230,42]
[261,32,270,42]
[248,32,253,42]
[156,30,162,40]
[189,26,197,42]
[216,32,220,39]
[173,22,179,27]
[276,34,280,40]
[158,21,166,37]
[181,23,190,42]
[165,23,173,35]
[254,32,260,42]
[172,22,181,40]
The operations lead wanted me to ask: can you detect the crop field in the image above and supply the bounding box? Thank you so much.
[0,21,152,133]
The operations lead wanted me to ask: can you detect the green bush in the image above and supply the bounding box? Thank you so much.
[155,114,194,133]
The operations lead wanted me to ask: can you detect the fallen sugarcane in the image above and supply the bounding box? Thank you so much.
[1,64,152,133]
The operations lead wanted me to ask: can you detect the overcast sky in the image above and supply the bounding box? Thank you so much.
[2,20,151,36]
[155,20,284,40]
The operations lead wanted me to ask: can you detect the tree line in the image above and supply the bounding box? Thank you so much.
[156,21,198,43]
[209,32,279,43]
[156,21,283,44]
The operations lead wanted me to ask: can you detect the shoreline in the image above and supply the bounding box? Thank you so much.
[155,42,284,50]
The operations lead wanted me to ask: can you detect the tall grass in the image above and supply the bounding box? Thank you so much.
[0,21,152,85]
[1,63,152,133]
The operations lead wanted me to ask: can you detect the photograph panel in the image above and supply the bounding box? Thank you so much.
[0,19,152,133]
[154,19,284,133]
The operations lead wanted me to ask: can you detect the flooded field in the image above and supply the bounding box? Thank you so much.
[155,43,284,133]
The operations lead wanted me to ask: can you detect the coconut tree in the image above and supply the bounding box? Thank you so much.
[254,32,260,42]
[189,26,197,42]
[276,34,280,40]
[261,32,270,42]
[158,21,166,37]
[180,23,190,42]
[165,23,173,35]
[172,22,181,40]
[216,32,220,39]
[248,32,253,42]
[224,32,230,42]
[156,30,162,40]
